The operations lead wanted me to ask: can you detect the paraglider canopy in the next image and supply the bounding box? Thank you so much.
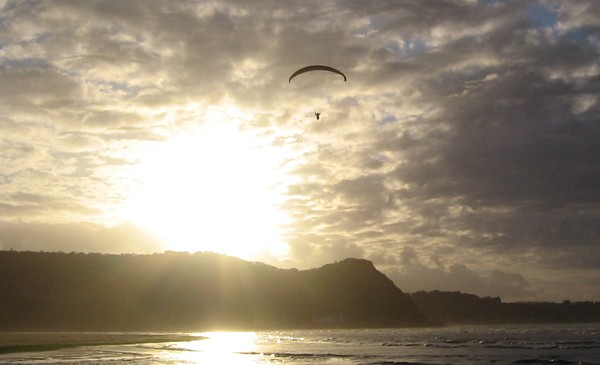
[289,65,347,83]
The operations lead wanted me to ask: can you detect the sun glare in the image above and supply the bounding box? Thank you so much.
[168,332,260,364]
[116,110,291,261]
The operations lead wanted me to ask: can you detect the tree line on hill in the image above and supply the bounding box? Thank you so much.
[1,250,598,331]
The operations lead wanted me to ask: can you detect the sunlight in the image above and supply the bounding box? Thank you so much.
[116,108,291,261]
[167,332,261,364]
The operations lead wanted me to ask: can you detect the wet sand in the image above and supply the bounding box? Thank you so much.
[0,332,201,354]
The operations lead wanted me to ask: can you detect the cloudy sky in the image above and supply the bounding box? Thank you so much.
[1,0,599,302]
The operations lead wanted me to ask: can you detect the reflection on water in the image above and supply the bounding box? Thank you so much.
[2,325,599,365]
[164,331,262,365]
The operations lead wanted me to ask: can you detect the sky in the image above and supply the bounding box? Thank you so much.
[1,0,599,302]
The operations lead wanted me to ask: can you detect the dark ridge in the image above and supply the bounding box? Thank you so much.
[0,251,430,331]
[410,290,600,325]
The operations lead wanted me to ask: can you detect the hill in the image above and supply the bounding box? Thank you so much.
[0,251,429,331]
[410,290,600,325]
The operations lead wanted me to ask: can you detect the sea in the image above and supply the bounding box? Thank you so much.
[1,323,599,365]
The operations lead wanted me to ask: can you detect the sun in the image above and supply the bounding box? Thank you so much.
[116,110,291,261]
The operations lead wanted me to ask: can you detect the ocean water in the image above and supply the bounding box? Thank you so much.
[1,323,599,365]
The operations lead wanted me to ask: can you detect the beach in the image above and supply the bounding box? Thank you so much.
[0,332,201,354]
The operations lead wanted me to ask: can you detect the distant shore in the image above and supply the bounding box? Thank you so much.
[0,332,202,354]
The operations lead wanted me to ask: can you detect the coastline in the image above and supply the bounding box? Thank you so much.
[0,332,202,354]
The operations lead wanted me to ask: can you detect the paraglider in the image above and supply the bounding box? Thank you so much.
[288,65,347,83]
[288,65,347,120]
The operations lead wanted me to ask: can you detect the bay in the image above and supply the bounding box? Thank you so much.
[1,323,599,365]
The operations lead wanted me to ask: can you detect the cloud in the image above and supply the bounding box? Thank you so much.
[0,221,164,254]
[385,247,535,301]
[0,0,599,301]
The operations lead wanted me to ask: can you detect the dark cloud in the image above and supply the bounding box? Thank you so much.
[386,247,535,301]
[0,63,81,109]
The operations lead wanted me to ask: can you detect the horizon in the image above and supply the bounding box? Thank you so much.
[1,1,599,303]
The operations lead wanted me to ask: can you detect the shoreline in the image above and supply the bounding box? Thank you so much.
[0,332,202,354]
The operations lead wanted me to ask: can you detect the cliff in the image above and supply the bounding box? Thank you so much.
[0,251,430,331]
